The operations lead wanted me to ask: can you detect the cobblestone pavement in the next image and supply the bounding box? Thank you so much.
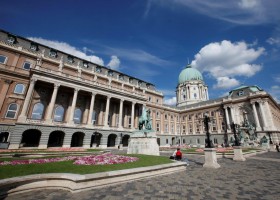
[3,152,280,200]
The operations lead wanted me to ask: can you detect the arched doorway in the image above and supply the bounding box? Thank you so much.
[107,134,117,147]
[71,132,85,147]
[48,131,65,147]
[172,137,175,145]
[122,135,130,147]
[90,132,102,147]
[21,129,41,147]
[157,138,160,146]
[0,132,9,143]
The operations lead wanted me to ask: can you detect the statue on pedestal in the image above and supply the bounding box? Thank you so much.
[138,108,152,131]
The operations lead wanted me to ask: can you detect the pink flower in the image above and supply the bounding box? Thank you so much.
[0,153,138,166]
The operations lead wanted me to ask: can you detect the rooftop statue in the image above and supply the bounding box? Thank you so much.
[138,108,152,131]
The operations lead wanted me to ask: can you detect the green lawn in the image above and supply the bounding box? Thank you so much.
[0,154,173,179]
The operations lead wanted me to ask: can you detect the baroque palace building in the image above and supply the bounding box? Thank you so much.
[0,29,280,149]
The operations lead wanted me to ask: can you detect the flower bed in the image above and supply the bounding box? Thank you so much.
[0,153,138,166]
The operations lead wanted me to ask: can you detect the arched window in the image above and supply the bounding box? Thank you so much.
[14,84,25,94]
[74,108,82,124]
[54,106,64,122]
[31,103,44,119]
[5,103,18,118]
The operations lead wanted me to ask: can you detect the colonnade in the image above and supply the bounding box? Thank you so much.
[17,78,142,129]
[223,99,274,131]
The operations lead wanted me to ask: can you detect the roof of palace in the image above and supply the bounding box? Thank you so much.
[178,64,203,84]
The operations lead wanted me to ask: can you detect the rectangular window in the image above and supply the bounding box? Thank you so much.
[0,55,7,64]
[165,124,168,132]
[49,50,57,58]
[30,43,38,51]
[238,90,244,96]
[156,123,160,132]
[22,62,31,70]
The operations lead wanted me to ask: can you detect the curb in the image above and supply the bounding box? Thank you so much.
[0,162,187,197]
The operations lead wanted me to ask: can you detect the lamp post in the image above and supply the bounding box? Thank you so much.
[230,122,240,146]
[203,114,213,148]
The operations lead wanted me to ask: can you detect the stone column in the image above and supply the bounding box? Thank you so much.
[87,92,96,126]
[118,99,124,129]
[131,102,135,129]
[229,106,235,124]
[251,101,261,131]
[45,83,60,123]
[103,96,111,128]
[224,106,230,131]
[192,115,195,134]
[18,78,37,122]
[160,111,164,134]
[205,88,209,100]
[259,101,268,129]
[264,100,275,130]
[68,88,79,125]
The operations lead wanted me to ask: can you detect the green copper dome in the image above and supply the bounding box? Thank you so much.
[178,65,203,84]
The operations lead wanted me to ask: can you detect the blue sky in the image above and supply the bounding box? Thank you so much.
[1,0,280,104]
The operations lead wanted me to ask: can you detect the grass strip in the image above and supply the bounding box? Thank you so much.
[0,154,173,179]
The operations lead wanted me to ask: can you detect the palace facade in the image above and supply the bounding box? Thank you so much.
[0,29,279,149]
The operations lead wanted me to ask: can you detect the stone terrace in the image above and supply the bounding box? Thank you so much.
[3,152,280,200]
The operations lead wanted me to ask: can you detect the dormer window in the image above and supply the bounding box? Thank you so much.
[147,84,150,89]
[119,75,124,80]
[238,90,244,96]
[67,56,74,63]
[108,71,113,76]
[138,81,142,87]
[83,62,89,68]
[49,50,57,58]
[30,43,38,51]
[7,35,16,44]
[96,67,101,73]
[129,78,133,84]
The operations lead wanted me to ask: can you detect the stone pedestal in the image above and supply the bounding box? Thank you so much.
[233,146,246,161]
[38,144,47,149]
[127,131,159,156]
[203,148,220,169]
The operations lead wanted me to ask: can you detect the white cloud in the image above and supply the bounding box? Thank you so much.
[159,89,176,96]
[101,46,171,66]
[164,97,177,105]
[267,37,280,46]
[107,55,121,70]
[213,77,240,89]
[274,74,280,83]
[238,0,260,9]
[151,0,280,25]
[191,40,264,89]
[28,37,104,66]
[269,85,280,103]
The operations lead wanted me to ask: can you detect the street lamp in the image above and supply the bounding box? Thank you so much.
[203,113,214,148]
[230,122,240,146]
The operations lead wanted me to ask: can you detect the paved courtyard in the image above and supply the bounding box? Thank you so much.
[3,152,280,200]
